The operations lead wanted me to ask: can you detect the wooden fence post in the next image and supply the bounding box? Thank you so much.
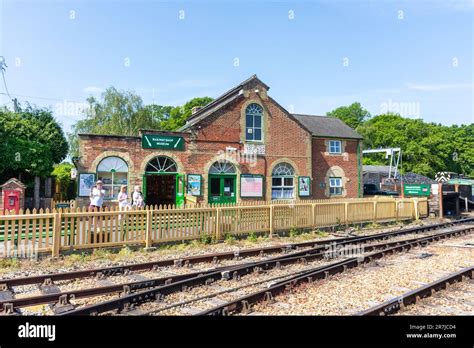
[145,209,153,249]
[413,199,419,220]
[311,203,316,228]
[395,200,399,221]
[51,210,61,258]
[215,207,221,241]
[344,202,349,224]
[373,200,378,222]
[269,204,274,237]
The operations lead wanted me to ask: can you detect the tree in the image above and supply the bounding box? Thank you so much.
[357,113,473,178]
[161,97,214,130]
[0,104,68,207]
[51,162,75,200]
[68,87,213,156]
[326,102,371,129]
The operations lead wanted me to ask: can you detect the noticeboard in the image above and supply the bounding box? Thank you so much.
[403,184,431,196]
[240,174,264,198]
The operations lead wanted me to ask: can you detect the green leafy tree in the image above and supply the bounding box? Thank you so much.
[161,97,214,130]
[68,87,213,156]
[326,102,371,129]
[0,105,67,179]
[357,113,473,178]
[0,105,68,208]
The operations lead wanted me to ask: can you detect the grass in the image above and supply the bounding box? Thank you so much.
[0,258,20,269]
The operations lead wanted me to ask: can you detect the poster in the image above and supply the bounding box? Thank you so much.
[187,174,202,196]
[78,173,95,197]
[299,176,311,196]
[241,175,264,197]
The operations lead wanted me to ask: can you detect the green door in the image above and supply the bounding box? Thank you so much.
[208,174,236,204]
[176,174,185,208]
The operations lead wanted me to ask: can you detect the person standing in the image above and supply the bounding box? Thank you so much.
[90,180,105,210]
[117,185,129,210]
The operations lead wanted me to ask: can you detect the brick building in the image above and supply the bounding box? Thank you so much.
[75,75,363,207]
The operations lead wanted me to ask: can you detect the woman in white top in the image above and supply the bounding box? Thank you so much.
[89,180,105,210]
[117,185,129,210]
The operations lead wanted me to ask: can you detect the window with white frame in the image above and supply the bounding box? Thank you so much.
[329,140,342,154]
[97,157,129,200]
[329,177,343,195]
[271,163,295,199]
[245,103,263,142]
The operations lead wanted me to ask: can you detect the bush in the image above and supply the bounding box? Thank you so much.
[289,226,300,237]
[199,233,213,245]
[247,232,258,242]
[224,233,236,243]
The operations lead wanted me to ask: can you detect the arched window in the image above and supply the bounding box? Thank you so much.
[272,162,295,199]
[209,160,236,174]
[97,157,128,200]
[245,103,263,141]
[145,156,178,173]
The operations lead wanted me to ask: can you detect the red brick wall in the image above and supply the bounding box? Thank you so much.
[77,82,313,204]
[311,138,362,199]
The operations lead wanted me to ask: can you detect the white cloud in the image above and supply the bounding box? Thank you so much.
[406,82,472,92]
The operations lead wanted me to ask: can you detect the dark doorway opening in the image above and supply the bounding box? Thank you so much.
[145,174,176,206]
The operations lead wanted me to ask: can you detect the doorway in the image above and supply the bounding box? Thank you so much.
[145,174,176,206]
[208,174,236,204]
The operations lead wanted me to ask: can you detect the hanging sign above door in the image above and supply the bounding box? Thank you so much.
[142,134,184,151]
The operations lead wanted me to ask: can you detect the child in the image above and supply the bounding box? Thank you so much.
[132,185,145,208]
[117,185,129,210]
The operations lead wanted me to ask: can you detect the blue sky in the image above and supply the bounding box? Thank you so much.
[0,0,472,133]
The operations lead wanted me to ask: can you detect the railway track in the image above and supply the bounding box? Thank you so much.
[357,266,474,316]
[1,218,472,315]
[198,225,473,316]
[58,224,473,316]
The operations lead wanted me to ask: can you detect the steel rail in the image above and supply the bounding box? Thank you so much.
[58,225,473,316]
[0,226,447,313]
[2,218,472,289]
[197,226,473,316]
[356,266,474,316]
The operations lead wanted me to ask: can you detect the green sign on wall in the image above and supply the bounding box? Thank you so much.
[142,134,184,150]
[403,184,431,196]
